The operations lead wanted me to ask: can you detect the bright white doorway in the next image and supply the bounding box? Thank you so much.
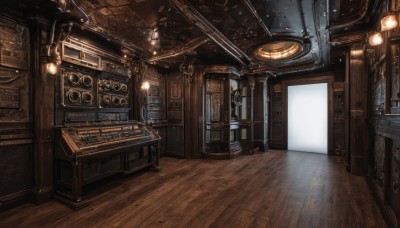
[287,83,328,154]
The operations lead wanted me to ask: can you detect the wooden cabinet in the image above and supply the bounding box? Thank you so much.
[55,122,161,209]
[203,68,254,159]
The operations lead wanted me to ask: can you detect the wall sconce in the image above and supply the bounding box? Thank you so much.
[45,21,72,76]
[368,32,383,46]
[381,12,398,31]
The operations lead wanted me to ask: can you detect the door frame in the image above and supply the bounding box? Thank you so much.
[282,75,334,154]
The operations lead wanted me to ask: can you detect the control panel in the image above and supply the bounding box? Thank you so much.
[60,121,160,155]
[60,65,130,109]
[61,67,97,107]
[98,76,129,108]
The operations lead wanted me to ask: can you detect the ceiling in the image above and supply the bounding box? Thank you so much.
[4,0,376,75]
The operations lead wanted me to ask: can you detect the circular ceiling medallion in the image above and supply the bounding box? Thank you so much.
[254,40,303,61]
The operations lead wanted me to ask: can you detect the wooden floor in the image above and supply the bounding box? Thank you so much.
[0,150,387,227]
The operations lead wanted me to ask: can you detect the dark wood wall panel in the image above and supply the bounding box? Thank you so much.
[349,44,368,110]
[164,72,184,157]
[32,18,55,204]
[166,126,184,156]
[349,117,368,170]
[333,80,345,156]
[389,140,400,217]
[0,14,34,210]
[269,83,284,149]
[157,127,167,155]
[253,78,268,151]
[0,143,32,207]
[269,74,339,155]
[144,67,166,122]
[349,43,368,175]
[371,134,386,198]
[143,66,167,155]
[367,2,400,224]
[0,17,30,122]
[167,72,183,121]
[190,68,202,158]
[270,122,284,148]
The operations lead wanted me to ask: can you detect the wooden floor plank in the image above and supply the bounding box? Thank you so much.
[0,150,387,228]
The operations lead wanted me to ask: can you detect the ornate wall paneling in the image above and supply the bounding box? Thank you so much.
[269,82,284,149]
[349,43,369,175]
[390,40,400,114]
[0,15,34,210]
[204,76,227,156]
[333,80,345,156]
[367,1,400,225]
[165,71,184,157]
[371,56,387,116]
[389,139,400,225]
[369,124,400,227]
[139,66,167,156]
[269,73,341,154]
[371,134,387,201]
[142,67,166,123]
[0,19,30,122]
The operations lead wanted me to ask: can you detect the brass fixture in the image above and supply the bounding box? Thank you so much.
[254,40,303,61]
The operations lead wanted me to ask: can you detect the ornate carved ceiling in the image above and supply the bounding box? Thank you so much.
[3,0,375,75]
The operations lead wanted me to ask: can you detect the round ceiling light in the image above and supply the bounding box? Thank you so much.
[254,40,303,61]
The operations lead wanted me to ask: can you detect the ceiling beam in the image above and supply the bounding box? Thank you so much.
[169,0,253,66]
[149,35,209,62]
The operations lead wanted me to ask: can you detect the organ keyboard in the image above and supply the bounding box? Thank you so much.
[55,121,161,209]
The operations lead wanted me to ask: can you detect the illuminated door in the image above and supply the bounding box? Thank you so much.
[288,83,328,154]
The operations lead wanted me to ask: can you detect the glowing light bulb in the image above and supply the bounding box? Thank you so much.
[381,14,398,31]
[369,32,383,46]
[141,81,150,90]
[47,62,58,75]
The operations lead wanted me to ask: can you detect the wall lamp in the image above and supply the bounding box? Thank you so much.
[141,81,150,90]
[368,31,384,46]
[46,62,58,75]
[381,12,398,31]
[368,5,398,46]
[45,21,73,75]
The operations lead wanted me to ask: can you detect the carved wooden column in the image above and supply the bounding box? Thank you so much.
[349,43,369,175]
[190,66,202,158]
[182,63,201,158]
[248,76,255,152]
[28,16,55,203]
[253,77,268,151]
